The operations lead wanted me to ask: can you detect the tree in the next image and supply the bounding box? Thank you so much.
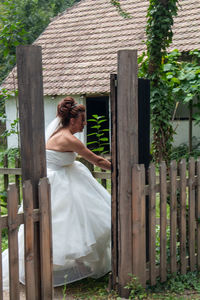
[0,0,80,83]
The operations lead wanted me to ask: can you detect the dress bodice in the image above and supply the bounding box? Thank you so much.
[46,150,76,169]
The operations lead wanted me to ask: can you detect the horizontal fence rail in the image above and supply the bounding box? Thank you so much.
[131,157,200,287]
[0,178,51,299]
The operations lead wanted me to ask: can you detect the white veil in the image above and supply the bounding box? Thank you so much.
[45,116,61,143]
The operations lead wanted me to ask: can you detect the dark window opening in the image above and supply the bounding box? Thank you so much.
[86,96,110,154]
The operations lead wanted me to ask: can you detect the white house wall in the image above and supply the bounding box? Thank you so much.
[172,120,200,147]
[6,95,86,148]
[5,96,200,149]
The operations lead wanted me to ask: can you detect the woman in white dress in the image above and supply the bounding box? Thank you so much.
[2,96,111,289]
[46,96,111,286]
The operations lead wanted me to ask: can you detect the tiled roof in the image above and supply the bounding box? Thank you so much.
[2,0,200,95]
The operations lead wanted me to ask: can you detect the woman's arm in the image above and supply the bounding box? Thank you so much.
[71,136,111,170]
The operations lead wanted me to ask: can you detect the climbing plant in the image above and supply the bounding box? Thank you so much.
[140,0,179,165]
[139,48,200,162]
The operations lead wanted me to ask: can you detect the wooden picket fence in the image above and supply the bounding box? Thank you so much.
[131,157,200,287]
[0,178,52,299]
[2,153,200,292]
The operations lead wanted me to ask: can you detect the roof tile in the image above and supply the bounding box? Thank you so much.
[2,0,200,95]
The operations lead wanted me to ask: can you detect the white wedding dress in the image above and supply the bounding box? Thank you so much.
[2,120,111,289]
[47,149,111,286]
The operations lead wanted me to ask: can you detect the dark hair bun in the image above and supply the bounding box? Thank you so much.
[57,96,85,127]
[57,96,76,120]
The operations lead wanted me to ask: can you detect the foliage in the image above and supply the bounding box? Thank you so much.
[0,147,20,164]
[139,48,200,164]
[0,0,80,84]
[110,0,131,18]
[140,0,179,165]
[125,274,147,299]
[87,114,109,155]
[146,0,179,75]
[171,137,200,161]
[62,274,118,299]
[0,190,7,215]
[2,229,8,251]
[149,271,200,294]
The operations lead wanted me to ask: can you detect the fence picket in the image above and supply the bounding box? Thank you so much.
[0,204,3,300]
[23,180,36,299]
[3,154,8,191]
[15,156,21,204]
[170,160,177,274]
[160,162,167,282]
[132,164,146,287]
[39,177,53,299]
[197,158,200,270]
[148,163,156,285]
[7,184,20,300]
[188,157,196,271]
[179,159,187,274]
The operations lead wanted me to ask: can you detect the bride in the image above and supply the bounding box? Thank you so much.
[2,96,111,289]
[46,96,111,286]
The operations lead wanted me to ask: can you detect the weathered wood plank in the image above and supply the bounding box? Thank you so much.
[117,50,138,297]
[110,73,118,289]
[3,154,8,190]
[160,162,167,282]
[39,178,53,300]
[15,156,21,204]
[148,163,156,285]
[7,184,20,300]
[0,168,22,175]
[179,159,187,274]
[92,171,111,179]
[144,176,199,196]
[101,169,107,188]
[0,210,40,229]
[170,160,177,274]
[132,164,146,287]
[188,157,196,271]
[23,180,36,300]
[17,45,47,299]
[197,158,200,270]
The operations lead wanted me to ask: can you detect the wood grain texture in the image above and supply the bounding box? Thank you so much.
[7,184,20,300]
[16,45,46,299]
[110,73,118,290]
[179,159,187,274]
[188,158,195,271]
[23,180,36,300]
[170,160,177,274]
[39,177,53,300]
[160,162,167,282]
[117,50,138,297]
[148,163,156,285]
[132,164,146,287]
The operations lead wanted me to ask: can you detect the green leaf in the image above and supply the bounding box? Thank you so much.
[91,125,101,129]
[92,147,104,152]
[87,141,97,145]
[87,133,97,137]
[87,118,97,122]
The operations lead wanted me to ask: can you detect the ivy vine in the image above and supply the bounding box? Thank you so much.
[144,0,179,165]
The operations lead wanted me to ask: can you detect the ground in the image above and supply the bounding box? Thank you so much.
[3,279,200,300]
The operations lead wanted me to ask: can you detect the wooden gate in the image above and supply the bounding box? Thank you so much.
[0,178,52,300]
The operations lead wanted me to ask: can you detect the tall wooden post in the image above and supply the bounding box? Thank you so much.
[117,50,138,297]
[16,45,47,299]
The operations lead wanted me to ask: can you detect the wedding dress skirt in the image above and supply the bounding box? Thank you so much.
[2,150,111,289]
